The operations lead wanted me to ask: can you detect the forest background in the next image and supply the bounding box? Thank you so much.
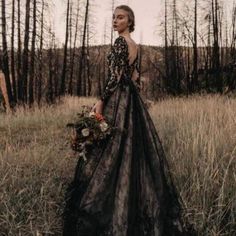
[0,0,235,235]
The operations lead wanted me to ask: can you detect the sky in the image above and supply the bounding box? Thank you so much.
[51,0,235,47]
[51,0,164,46]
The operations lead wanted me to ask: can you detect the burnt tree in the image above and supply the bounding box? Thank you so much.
[1,0,14,106]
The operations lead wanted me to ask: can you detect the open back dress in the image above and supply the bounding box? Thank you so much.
[62,35,191,236]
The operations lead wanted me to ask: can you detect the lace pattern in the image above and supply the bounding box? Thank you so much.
[101,36,140,102]
[101,36,129,102]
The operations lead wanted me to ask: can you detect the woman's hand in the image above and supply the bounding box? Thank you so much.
[91,99,104,114]
[131,68,139,82]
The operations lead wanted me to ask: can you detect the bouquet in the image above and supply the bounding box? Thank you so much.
[66,106,115,161]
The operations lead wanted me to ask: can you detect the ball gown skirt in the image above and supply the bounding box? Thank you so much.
[62,77,190,235]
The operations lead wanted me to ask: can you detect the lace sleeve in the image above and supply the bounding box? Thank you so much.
[100,36,128,102]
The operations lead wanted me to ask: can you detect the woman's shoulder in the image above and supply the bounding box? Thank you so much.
[112,36,129,54]
[116,35,138,48]
[114,35,127,47]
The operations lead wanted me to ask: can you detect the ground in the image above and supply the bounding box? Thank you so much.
[0,95,235,235]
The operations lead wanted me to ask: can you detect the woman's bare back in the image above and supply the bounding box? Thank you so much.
[122,36,138,66]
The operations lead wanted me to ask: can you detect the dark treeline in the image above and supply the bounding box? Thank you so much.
[163,0,236,95]
[0,0,236,109]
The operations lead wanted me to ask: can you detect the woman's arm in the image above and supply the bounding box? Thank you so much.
[92,36,128,114]
[100,36,128,103]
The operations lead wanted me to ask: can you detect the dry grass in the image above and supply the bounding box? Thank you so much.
[0,94,235,235]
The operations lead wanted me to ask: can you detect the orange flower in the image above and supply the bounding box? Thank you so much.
[95,113,105,121]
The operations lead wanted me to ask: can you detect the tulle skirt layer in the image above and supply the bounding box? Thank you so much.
[62,78,192,236]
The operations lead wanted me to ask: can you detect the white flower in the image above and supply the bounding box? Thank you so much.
[89,111,95,117]
[99,121,109,132]
[81,128,90,137]
[79,151,87,162]
[78,143,85,149]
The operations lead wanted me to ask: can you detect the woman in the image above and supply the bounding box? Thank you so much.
[63,5,193,236]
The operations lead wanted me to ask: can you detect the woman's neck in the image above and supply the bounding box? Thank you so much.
[118,31,130,38]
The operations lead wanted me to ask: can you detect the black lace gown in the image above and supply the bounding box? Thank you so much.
[62,36,192,235]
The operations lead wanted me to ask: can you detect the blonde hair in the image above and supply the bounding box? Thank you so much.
[116,5,135,33]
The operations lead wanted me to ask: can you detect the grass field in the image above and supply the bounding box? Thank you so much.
[0,95,235,235]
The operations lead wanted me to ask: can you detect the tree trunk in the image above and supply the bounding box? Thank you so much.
[54,46,60,97]
[68,1,80,95]
[59,0,70,96]
[86,21,91,96]
[11,0,17,102]
[110,0,115,49]
[37,0,44,105]
[21,0,31,103]
[192,0,198,92]
[212,0,221,92]
[164,0,170,92]
[29,0,37,105]
[46,34,54,104]
[17,0,22,102]
[1,0,14,107]
[77,0,89,96]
